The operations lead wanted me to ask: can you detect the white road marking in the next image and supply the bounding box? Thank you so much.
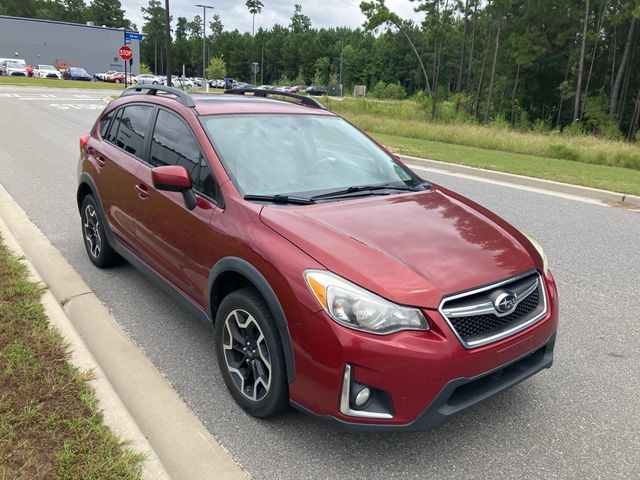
[409,164,610,207]
[49,103,105,110]
[20,97,103,101]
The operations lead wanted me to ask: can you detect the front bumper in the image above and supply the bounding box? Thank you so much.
[292,333,555,432]
[288,270,559,431]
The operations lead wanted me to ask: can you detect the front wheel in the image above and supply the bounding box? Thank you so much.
[214,287,288,418]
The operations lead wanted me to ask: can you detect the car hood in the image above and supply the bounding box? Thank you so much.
[259,187,536,308]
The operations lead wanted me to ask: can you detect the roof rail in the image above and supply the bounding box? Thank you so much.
[223,88,326,109]
[120,84,195,108]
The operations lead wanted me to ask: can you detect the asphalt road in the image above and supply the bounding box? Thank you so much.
[1,86,638,479]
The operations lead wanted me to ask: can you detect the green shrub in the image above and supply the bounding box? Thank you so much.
[548,144,579,161]
[532,118,552,134]
[370,81,387,99]
[382,82,406,100]
[491,113,509,129]
[562,121,584,136]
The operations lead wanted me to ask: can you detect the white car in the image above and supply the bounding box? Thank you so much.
[34,64,62,79]
[135,74,162,85]
[164,77,194,88]
[95,70,118,81]
[0,60,28,76]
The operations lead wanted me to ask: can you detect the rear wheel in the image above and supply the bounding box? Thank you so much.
[80,195,122,268]
[214,287,288,418]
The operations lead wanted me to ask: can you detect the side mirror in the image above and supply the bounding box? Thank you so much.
[151,165,198,210]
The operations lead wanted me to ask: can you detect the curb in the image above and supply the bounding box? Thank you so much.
[399,154,640,208]
[0,215,170,480]
[0,184,246,480]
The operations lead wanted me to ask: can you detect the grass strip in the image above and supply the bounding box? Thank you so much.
[374,133,640,196]
[0,236,144,479]
[325,97,640,171]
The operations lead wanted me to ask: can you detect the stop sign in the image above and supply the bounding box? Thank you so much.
[118,45,133,61]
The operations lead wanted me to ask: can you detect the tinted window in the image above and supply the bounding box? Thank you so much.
[105,108,122,144]
[151,110,218,200]
[100,110,115,139]
[195,159,217,199]
[150,110,201,173]
[114,105,153,160]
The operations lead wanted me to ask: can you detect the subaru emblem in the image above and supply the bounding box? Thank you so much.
[494,291,517,314]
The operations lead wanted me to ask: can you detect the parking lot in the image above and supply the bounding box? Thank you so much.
[0,86,638,479]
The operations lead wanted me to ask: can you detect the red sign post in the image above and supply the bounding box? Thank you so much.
[119,45,133,86]
[118,45,133,61]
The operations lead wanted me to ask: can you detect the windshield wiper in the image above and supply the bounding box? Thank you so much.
[310,184,419,201]
[243,194,315,205]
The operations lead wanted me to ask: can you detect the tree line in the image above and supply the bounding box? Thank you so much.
[3,0,640,140]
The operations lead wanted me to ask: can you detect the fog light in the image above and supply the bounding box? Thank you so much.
[354,387,370,407]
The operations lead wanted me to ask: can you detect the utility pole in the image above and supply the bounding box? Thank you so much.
[261,43,264,85]
[196,4,215,85]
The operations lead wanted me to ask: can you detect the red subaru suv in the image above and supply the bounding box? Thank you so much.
[77,86,558,431]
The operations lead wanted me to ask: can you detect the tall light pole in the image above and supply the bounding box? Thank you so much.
[196,4,214,84]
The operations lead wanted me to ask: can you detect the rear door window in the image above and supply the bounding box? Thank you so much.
[100,110,115,139]
[104,108,122,144]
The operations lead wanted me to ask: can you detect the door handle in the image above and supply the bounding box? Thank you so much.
[96,155,106,168]
[135,184,149,199]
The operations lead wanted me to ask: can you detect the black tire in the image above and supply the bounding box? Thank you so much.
[80,195,123,268]
[214,287,288,418]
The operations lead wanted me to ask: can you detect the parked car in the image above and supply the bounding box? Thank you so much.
[77,85,558,430]
[134,74,162,85]
[0,60,28,76]
[166,76,195,88]
[95,70,118,81]
[288,85,308,93]
[306,85,327,96]
[34,64,62,79]
[62,67,91,81]
[105,72,132,84]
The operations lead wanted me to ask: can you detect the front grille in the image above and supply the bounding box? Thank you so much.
[450,289,539,339]
[440,271,547,348]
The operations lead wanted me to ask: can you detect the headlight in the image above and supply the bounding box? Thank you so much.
[522,232,548,273]
[304,270,428,334]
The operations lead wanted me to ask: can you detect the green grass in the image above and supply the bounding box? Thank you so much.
[0,237,144,479]
[374,133,640,196]
[325,97,640,171]
[320,96,640,195]
[0,76,125,90]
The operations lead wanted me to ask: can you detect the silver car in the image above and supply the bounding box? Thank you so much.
[135,74,162,85]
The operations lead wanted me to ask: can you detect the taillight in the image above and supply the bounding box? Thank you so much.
[79,134,90,151]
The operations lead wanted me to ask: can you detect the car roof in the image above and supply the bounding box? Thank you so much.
[191,94,333,116]
[116,87,334,117]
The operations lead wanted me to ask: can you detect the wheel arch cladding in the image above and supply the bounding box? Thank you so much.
[209,257,296,384]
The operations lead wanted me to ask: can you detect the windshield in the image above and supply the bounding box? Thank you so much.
[70,67,87,73]
[39,65,55,70]
[200,114,420,197]
[7,62,21,68]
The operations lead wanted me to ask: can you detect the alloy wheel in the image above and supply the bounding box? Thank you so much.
[222,309,272,402]
[83,204,101,258]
